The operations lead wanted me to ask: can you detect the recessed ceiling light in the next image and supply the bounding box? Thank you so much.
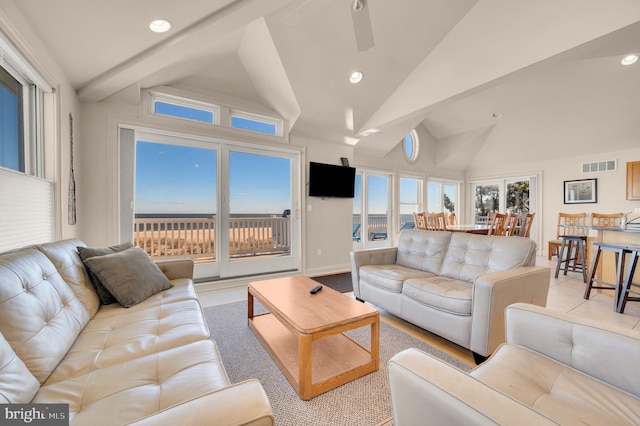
[621,54,638,66]
[349,71,364,84]
[491,112,502,120]
[149,19,171,33]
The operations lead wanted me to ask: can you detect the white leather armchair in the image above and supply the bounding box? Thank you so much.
[388,303,640,425]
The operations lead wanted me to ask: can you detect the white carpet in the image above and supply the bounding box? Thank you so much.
[204,301,472,426]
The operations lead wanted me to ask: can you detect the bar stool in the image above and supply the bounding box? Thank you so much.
[584,242,629,307]
[554,235,587,283]
[617,245,640,313]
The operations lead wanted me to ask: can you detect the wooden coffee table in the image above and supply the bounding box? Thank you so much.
[248,276,379,400]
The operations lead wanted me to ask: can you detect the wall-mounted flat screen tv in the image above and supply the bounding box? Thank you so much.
[308,161,356,198]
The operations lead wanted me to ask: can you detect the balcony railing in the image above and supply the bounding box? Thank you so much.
[134,216,290,261]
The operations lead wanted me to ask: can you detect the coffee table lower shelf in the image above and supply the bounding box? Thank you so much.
[249,313,377,400]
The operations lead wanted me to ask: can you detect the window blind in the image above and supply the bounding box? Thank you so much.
[0,168,54,252]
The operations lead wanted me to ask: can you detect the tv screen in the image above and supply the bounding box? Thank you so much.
[308,162,356,198]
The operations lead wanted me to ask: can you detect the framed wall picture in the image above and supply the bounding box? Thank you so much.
[564,178,597,204]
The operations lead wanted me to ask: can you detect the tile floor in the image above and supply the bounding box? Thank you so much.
[197,255,640,364]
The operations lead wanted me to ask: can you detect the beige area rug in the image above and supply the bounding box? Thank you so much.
[203,301,472,426]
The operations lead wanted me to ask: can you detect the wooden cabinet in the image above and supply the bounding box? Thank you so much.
[628,161,640,200]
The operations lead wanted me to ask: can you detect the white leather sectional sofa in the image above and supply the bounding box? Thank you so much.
[388,303,640,425]
[350,229,550,362]
[0,239,273,425]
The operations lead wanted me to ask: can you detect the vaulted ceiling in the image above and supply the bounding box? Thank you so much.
[8,0,640,169]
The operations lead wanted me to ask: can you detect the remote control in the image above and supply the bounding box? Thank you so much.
[310,285,323,294]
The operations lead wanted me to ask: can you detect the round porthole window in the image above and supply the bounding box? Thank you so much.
[403,130,419,162]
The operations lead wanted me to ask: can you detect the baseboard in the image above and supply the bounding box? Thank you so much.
[305,262,351,277]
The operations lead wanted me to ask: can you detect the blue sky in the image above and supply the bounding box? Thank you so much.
[135,141,291,215]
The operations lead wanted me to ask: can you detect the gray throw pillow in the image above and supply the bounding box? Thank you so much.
[78,242,133,305]
[83,246,173,308]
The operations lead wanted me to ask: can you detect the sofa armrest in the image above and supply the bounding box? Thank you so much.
[504,303,640,398]
[155,258,195,280]
[388,348,557,426]
[350,247,398,298]
[127,379,273,426]
[470,266,550,357]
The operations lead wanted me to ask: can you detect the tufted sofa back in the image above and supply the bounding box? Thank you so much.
[0,248,89,384]
[37,239,100,318]
[396,229,452,274]
[396,229,537,283]
[440,233,537,282]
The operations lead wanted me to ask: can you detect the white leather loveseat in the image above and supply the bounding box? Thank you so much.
[350,229,550,362]
[388,303,640,425]
[0,239,273,425]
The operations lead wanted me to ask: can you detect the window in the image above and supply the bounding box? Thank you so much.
[150,93,218,125]
[0,32,49,176]
[230,111,282,136]
[403,130,419,162]
[399,176,423,228]
[0,66,24,172]
[353,170,392,247]
[428,180,458,214]
[147,91,286,139]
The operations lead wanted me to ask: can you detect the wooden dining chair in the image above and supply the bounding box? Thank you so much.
[519,213,535,238]
[548,213,587,260]
[424,212,447,231]
[591,212,623,227]
[487,213,507,236]
[502,213,519,236]
[447,212,459,227]
[413,212,427,230]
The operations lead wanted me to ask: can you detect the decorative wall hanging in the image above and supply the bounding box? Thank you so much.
[68,113,77,225]
[564,178,597,204]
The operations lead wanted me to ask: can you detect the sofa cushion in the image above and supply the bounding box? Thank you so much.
[38,239,100,318]
[0,332,40,403]
[0,248,90,383]
[471,344,640,425]
[440,233,536,282]
[78,242,133,305]
[403,276,472,315]
[360,264,434,292]
[44,299,210,384]
[33,340,230,425]
[396,230,452,274]
[83,247,173,308]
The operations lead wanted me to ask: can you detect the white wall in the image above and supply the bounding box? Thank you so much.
[0,3,80,247]
[467,146,640,257]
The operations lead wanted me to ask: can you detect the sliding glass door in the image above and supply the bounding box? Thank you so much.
[127,129,300,280]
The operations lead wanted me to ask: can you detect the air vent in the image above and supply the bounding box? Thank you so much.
[581,159,617,174]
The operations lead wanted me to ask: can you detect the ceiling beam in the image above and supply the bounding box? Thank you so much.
[77,0,296,102]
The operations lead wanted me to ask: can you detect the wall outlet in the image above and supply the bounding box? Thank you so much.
[635,207,640,214]
[317,248,322,256]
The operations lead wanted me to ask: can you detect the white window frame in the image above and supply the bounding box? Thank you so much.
[402,129,419,163]
[399,173,424,230]
[230,109,283,137]
[0,31,50,177]
[149,92,220,125]
[427,179,460,215]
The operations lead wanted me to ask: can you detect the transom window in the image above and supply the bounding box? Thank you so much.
[230,110,282,136]
[148,91,285,138]
[150,93,218,125]
[403,130,419,162]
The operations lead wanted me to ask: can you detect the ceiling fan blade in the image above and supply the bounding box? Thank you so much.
[350,0,374,51]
